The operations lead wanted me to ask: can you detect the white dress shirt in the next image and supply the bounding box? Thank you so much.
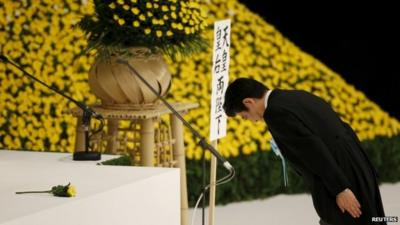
[264,89,273,110]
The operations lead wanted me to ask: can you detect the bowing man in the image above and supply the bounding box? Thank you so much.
[223,78,386,225]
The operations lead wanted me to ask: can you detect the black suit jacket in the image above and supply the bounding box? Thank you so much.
[263,89,386,225]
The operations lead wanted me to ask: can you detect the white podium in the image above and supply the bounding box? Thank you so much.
[0,150,180,225]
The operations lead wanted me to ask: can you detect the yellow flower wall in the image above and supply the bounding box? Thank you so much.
[1,0,399,159]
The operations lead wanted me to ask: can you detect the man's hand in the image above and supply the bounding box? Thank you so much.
[336,188,362,218]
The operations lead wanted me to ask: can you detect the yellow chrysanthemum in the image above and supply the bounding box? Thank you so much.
[171,12,177,19]
[132,21,140,27]
[184,27,191,34]
[156,30,163,37]
[144,28,151,34]
[162,5,169,12]
[177,23,183,30]
[131,7,140,15]
[117,19,125,25]
[108,3,116,9]
[123,4,130,10]
[139,14,146,21]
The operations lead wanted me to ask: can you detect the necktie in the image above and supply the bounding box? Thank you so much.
[270,138,289,187]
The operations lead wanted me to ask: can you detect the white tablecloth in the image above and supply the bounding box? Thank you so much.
[0,150,180,225]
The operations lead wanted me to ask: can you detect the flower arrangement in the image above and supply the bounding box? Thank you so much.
[16,183,77,197]
[78,0,209,58]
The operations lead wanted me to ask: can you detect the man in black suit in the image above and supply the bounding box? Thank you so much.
[223,78,386,225]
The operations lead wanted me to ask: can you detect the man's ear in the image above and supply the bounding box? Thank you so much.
[242,98,254,107]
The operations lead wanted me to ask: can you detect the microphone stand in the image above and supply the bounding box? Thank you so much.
[116,59,235,225]
[0,54,104,161]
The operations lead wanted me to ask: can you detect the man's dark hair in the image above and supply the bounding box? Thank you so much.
[223,78,268,117]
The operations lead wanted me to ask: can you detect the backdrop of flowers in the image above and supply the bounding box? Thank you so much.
[1,0,400,204]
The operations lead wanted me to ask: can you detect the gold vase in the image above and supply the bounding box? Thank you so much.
[88,48,171,109]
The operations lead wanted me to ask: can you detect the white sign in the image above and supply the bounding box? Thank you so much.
[210,19,231,141]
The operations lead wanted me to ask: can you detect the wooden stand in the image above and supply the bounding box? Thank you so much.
[68,102,198,225]
[208,141,218,225]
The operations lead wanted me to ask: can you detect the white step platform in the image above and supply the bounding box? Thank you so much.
[0,150,180,225]
[189,182,400,225]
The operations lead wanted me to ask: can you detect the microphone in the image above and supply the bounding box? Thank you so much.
[116,59,234,173]
[1,54,104,161]
[198,138,233,172]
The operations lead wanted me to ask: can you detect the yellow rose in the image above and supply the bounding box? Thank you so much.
[62,184,77,197]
